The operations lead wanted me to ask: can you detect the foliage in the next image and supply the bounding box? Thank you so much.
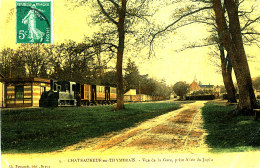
[190,89,213,96]
[219,85,227,94]
[86,0,157,110]
[0,41,111,84]
[172,81,190,99]
[186,95,215,100]
[0,43,170,97]
[123,59,171,97]
[124,58,141,92]
[0,47,26,78]
[101,70,117,86]
[253,77,260,90]
[1,102,180,153]
[202,103,260,152]
[149,0,258,109]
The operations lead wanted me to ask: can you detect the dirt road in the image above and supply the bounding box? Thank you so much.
[3,101,260,168]
[59,101,209,155]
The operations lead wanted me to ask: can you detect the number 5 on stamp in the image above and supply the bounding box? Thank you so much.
[16,0,53,43]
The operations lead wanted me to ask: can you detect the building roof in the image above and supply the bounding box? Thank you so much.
[199,84,214,88]
[190,81,200,91]
[124,89,137,96]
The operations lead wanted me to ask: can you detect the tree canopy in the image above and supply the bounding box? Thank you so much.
[172,81,190,99]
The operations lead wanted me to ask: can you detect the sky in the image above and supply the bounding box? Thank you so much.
[0,0,259,86]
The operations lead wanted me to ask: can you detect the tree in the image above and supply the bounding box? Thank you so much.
[212,0,256,114]
[38,63,48,78]
[172,81,190,99]
[0,48,14,77]
[17,44,47,77]
[124,58,141,92]
[253,77,260,90]
[152,80,172,98]
[0,47,26,78]
[101,70,117,86]
[83,0,128,110]
[84,0,154,110]
[179,0,259,103]
[44,40,103,83]
[148,0,257,113]
[139,76,156,95]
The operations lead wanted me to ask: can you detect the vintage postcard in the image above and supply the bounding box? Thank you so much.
[0,0,260,168]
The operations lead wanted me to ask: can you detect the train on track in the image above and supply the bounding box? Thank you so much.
[39,79,117,107]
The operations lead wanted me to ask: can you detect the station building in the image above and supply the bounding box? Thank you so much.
[1,77,50,108]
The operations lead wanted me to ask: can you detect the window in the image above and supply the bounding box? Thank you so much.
[97,86,104,93]
[65,84,69,91]
[111,88,116,94]
[54,83,57,91]
[15,86,24,99]
[40,86,46,94]
[72,84,76,92]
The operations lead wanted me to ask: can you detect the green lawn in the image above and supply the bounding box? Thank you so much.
[202,102,260,152]
[1,102,180,153]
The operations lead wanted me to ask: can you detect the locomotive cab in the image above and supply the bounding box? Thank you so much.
[39,79,78,107]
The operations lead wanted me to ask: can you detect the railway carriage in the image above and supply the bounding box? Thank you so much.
[80,83,92,106]
[95,85,106,104]
[106,86,117,104]
[109,86,117,103]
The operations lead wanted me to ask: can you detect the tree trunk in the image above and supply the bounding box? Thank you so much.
[219,45,237,103]
[115,0,126,110]
[221,63,237,103]
[212,0,256,114]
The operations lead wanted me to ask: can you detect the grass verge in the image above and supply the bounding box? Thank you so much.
[202,102,260,153]
[1,102,179,153]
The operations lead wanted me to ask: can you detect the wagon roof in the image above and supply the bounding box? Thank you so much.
[1,77,50,83]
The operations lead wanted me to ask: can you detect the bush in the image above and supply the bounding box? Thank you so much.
[185,95,215,100]
[222,94,239,100]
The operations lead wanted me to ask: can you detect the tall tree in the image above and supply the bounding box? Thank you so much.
[115,0,126,110]
[178,0,259,103]
[212,0,256,113]
[81,0,128,110]
[148,0,258,113]
[124,58,141,92]
[219,46,237,103]
[85,0,153,110]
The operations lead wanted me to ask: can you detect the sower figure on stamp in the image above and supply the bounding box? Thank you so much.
[22,4,45,42]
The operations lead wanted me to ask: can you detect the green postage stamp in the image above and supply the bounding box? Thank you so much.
[16,0,53,43]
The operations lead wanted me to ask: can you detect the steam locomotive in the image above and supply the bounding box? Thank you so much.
[39,79,117,107]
